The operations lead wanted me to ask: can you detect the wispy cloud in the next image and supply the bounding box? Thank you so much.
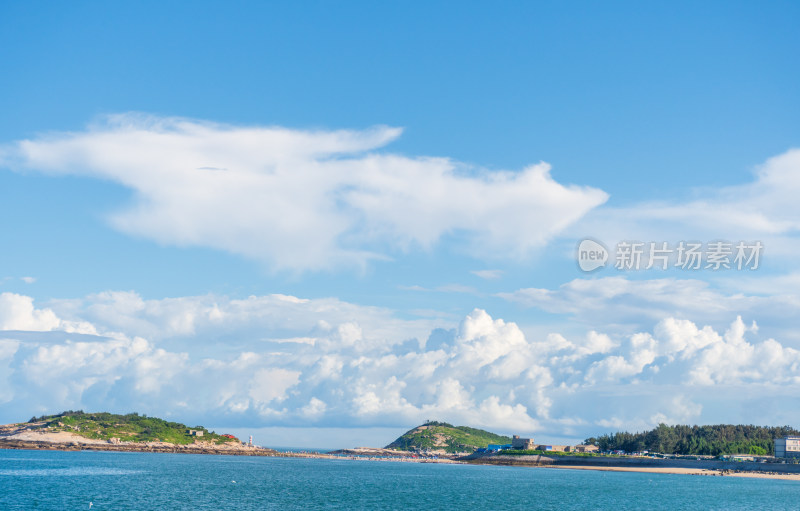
[1,113,608,272]
[566,148,800,262]
[399,284,478,294]
[471,269,503,280]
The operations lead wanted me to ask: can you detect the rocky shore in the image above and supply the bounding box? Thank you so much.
[0,437,278,455]
[0,422,277,456]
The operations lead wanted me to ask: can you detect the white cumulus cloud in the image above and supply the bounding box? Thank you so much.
[2,291,800,442]
[0,293,97,334]
[499,276,800,342]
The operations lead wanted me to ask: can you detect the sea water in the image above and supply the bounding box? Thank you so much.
[1,450,798,510]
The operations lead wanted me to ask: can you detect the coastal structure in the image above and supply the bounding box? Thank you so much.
[540,444,569,452]
[718,454,773,462]
[511,435,535,450]
[569,444,600,453]
[775,436,800,458]
[187,429,204,437]
[487,443,512,451]
[508,434,599,453]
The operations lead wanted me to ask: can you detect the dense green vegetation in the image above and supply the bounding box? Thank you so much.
[585,424,800,456]
[28,411,238,445]
[386,421,511,453]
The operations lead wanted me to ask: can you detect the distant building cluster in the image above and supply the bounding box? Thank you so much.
[774,436,800,458]
[474,434,800,461]
[484,435,599,454]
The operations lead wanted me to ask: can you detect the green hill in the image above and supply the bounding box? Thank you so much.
[26,410,239,445]
[386,421,511,453]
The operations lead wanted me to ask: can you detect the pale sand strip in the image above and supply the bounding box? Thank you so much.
[6,430,110,445]
[550,465,800,481]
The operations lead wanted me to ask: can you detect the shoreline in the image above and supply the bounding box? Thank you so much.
[0,436,461,463]
[2,436,799,479]
[464,453,800,481]
[0,438,278,457]
[548,464,800,481]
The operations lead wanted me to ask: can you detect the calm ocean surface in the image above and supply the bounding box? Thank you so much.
[1,450,799,510]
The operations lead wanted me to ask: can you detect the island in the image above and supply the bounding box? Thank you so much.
[0,411,276,456]
[384,421,513,454]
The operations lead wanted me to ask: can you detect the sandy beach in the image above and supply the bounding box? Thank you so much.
[551,464,800,481]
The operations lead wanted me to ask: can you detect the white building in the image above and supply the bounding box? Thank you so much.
[774,436,800,458]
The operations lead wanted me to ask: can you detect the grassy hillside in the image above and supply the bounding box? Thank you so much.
[27,411,239,445]
[386,421,512,453]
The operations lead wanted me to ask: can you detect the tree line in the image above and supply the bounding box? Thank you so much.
[585,424,800,456]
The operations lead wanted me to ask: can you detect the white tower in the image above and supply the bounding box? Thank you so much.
[249,435,253,446]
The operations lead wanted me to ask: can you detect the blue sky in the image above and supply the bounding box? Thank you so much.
[1,1,800,448]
